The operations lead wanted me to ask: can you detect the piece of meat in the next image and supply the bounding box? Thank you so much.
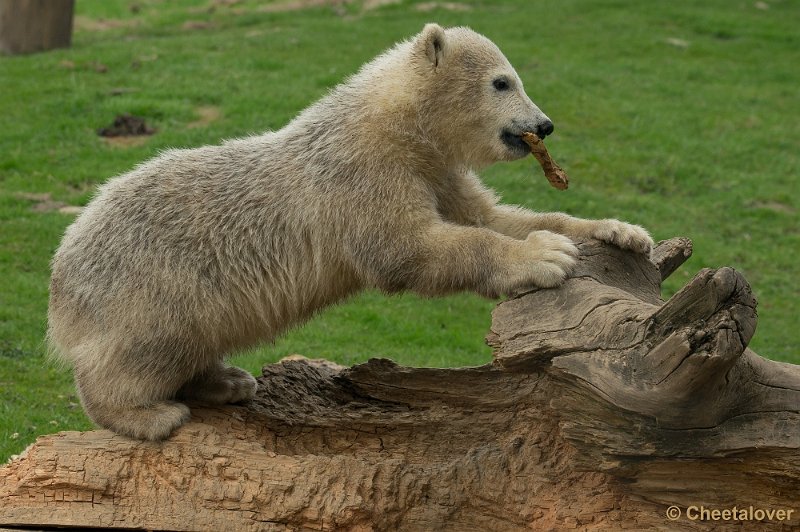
[521,132,569,190]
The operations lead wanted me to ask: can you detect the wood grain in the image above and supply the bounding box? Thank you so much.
[2,238,798,531]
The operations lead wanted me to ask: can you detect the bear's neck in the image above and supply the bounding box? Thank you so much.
[282,83,455,182]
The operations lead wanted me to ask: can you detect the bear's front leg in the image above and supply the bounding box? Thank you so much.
[487,206,654,255]
[360,223,579,298]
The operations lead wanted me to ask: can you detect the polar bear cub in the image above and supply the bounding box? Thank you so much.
[48,24,653,440]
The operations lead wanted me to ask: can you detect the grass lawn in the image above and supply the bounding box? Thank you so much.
[1,0,797,462]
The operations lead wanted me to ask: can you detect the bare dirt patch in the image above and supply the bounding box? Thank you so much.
[749,200,795,214]
[362,0,402,9]
[257,0,347,13]
[15,193,83,215]
[97,114,155,148]
[194,0,405,16]
[189,0,246,14]
[415,2,472,12]
[73,16,139,32]
[98,114,155,137]
[101,136,150,148]
[187,106,222,129]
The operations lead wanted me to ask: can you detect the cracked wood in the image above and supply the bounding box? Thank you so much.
[1,238,798,531]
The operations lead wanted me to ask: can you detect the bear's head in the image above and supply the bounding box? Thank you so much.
[411,23,554,169]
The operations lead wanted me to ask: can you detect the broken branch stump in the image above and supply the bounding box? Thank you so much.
[1,238,798,530]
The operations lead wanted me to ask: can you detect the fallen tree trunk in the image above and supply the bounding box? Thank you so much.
[1,238,798,531]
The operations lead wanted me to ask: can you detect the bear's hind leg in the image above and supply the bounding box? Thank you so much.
[75,369,191,441]
[100,401,190,441]
[178,363,257,405]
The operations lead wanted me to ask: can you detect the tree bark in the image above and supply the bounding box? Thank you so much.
[1,238,798,531]
[0,0,74,55]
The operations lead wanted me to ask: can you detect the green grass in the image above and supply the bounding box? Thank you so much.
[1,0,797,461]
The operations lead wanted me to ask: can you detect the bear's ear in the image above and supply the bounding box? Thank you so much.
[415,23,447,68]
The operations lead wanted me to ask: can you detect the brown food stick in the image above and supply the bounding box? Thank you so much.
[521,132,569,190]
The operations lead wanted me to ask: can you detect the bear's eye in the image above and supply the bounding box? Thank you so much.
[492,77,510,91]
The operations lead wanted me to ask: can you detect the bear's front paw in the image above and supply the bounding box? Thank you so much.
[519,230,579,288]
[590,219,653,255]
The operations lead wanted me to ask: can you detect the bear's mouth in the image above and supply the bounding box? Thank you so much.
[500,130,530,154]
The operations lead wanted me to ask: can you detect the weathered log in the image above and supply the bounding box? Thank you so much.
[1,238,798,531]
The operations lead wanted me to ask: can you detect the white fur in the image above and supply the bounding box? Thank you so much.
[48,24,653,440]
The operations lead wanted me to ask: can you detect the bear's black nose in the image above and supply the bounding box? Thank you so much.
[536,120,554,139]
